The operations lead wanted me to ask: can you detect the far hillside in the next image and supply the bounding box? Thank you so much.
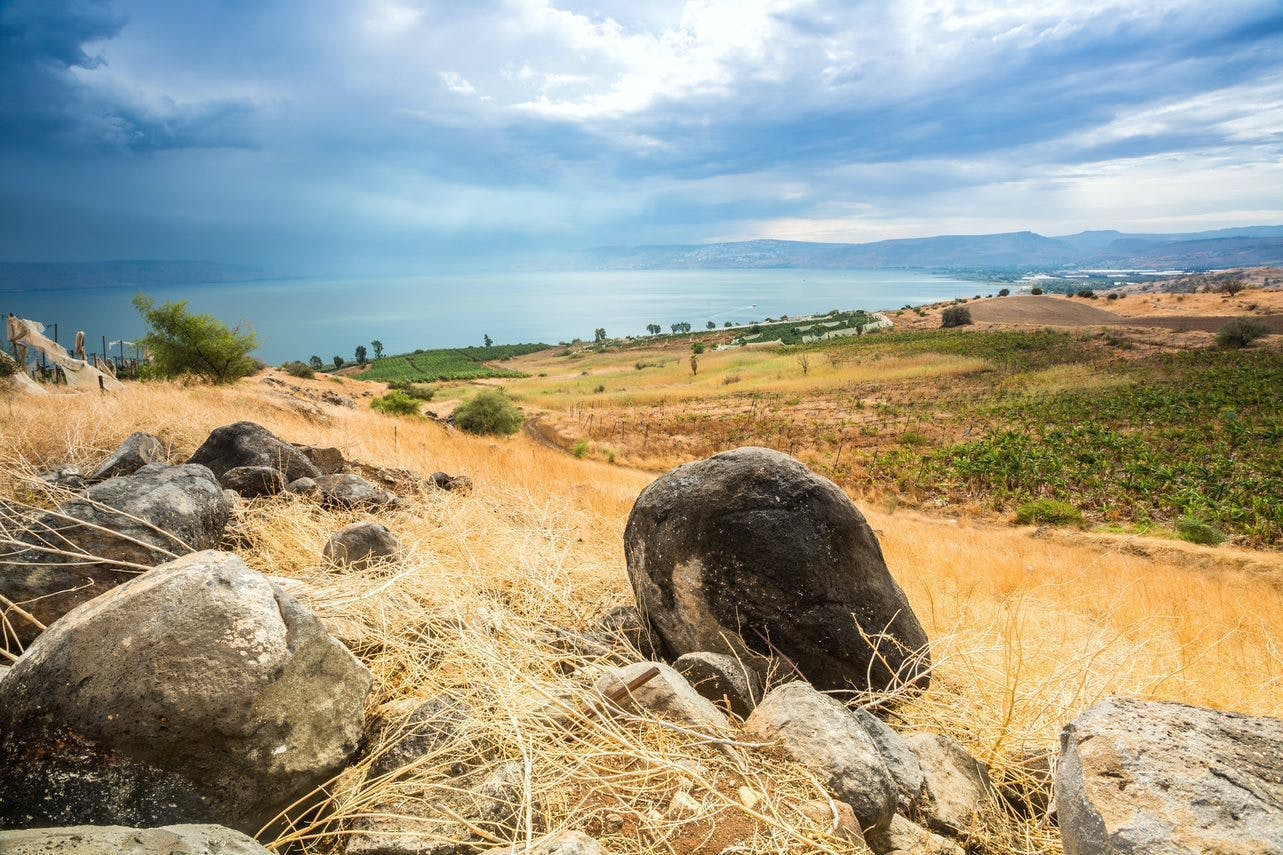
[357,343,550,383]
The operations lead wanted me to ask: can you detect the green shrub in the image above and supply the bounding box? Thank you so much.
[1216,317,1268,349]
[132,294,259,384]
[1014,498,1083,526]
[400,383,435,400]
[281,361,315,379]
[604,449,617,464]
[452,390,523,435]
[1176,516,1226,546]
[899,431,927,447]
[941,306,973,328]
[1076,289,1096,299]
[370,390,422,416]
[571,440,590,459]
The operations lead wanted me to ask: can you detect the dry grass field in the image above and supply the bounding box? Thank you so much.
[3,374,1282,853]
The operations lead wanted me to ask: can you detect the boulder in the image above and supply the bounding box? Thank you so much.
[852,709,925,815]
[904,732,995,837]
[89,432,165,482]
[1057,698,1283,855]
[188,421,320,482]
[0,550,372,834]
[219,465,287,498]
[0,824,271,854]
[429,471,472,492]
[1,464,232,644]
[324,521,403,569]
[366,695,477,779]
[487,830,608,855]
[624,447,929,694]
[297,445,346,475]
[345,761,524,855]
[673,651,762,719]
[741,681,896,834]
[865,815,964,855]
[797,799,867,847]
[594,661,729,731]
[314,474,399,510]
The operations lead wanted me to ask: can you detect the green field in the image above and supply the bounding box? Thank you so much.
[359,343,550,383]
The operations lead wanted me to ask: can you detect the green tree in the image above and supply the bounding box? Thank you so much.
[452,389,524,435]
[371,340,384,360]
[646,323,661,335]
[941,306,973,328]
[706,320,716,329]
[594,328,607,342]
[131,294,259,384]
[333,355,345,369]
[355,344,368,364]
[483,334,493,348]
[309,355,324,370]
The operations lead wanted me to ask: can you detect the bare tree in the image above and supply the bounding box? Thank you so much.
[796,353,811,376]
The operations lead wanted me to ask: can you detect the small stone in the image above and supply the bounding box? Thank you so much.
[429,471,473,492]
[487,831,609,855]
[865,814,964,855]
[673,651,763,719]
[798,799,867,847]
[286,476,319,495]
[324,521,403,569]
[594,661,729,731]
[314,473,400,510]
[904,732,995,837]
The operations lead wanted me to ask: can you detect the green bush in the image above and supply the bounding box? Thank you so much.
[281,361,315,379]
[941,306,973,328]
[1216,317,1268,349]
[1176,516,1226,546]
[392,382,435,400]
[370,390,422,416]
[132,294,259,384]
[1076,289,1096,299]
[452,390,523,435]
[1014,498,1083,526]
[571,440,590,459]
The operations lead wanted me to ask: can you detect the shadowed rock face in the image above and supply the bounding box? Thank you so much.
[625,447,929,694]
[0,824,272,854]
[1057,698,1283,855]
[0,550,372,835]
[1,463,232,645]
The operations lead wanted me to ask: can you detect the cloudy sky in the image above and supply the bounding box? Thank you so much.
[3,0,1282,272]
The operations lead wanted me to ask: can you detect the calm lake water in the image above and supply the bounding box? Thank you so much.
[2,269,982,364]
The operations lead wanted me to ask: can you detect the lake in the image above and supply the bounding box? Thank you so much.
[2,269,983,364]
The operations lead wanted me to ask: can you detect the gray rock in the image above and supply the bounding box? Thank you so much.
[624,447,929,694]
[324,521,403,568]
[0,550,372,835]
[865,814,964,855]
[1057,697,1283,855]
[853,708,926,815]
[487,831,609,854]
[286,476,319,495]
[797,799,867,847]
[345,760,524,855]
[594,661,729,731]
[741,681,896,834]
[905,732,995,837]
[0,824,271,854]
[673,651,762,719]
[314,473,399,510]
[297,445,346,475]
[429,471,472,492]
[366,695,476,779]
[219,465,287,497]
[38,465,87,491]
[89,432,165,482]
[0,464,232,644]
[188,421,320,482]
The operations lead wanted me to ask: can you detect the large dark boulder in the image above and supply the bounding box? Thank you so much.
[1,464,232,646]
[624,447,929,693]
[0,550,371,835]
[188,422,320,482]
[1057,698,1283,855]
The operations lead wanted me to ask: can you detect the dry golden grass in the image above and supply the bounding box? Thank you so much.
[3,374,1282,854]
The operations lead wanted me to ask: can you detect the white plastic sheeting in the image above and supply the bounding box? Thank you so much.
[5,315,123,391]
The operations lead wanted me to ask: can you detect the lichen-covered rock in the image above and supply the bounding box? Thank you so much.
[865,814,964,855]
[0,550,372,835]
[673,651,762,719]
[188,421,320,482]
[595,661,729,731]
[1,464,232,644]
[742,681,896,834]
[286,476,319,495]
[904,732,995,837]
[88,432,165,482]
[324,521,403,568]
[852,709,925,815]
[1057,698,1283,855]
[314,473,400,510]
[624,447,929,694]
[0,824,271,854]
[219,465,287,497]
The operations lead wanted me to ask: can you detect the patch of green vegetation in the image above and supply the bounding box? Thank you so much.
[734,309,872,346]
[1176,516,1227,546]
[452,389,524,436]
[571,440,590,459]
[1014,498,1083,526]
[281,361,315,379]
[387,381,435,400]
[360,343,549,383]
[370,390,423,416]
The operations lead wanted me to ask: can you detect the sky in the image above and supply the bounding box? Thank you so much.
[2,0,1282,273]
